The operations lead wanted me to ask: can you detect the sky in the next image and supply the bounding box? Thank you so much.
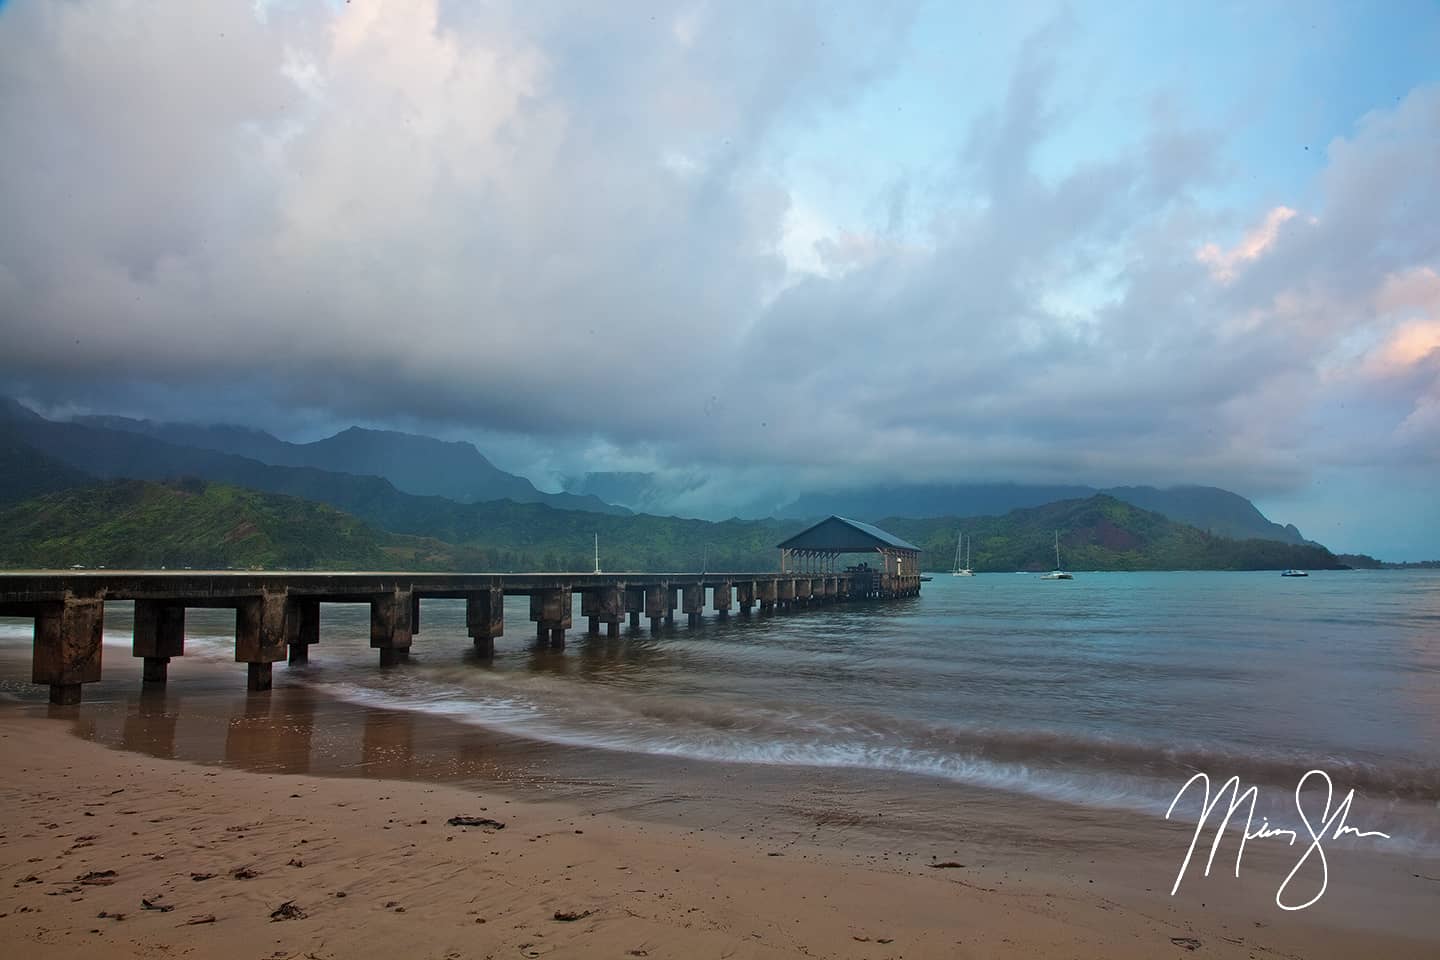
[0,0,1437,558]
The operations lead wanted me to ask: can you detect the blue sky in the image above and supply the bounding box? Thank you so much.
[1,1,1437,558]
[781,2,1439,243]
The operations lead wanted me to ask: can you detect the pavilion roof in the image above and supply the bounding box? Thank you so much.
[775,515,920,554]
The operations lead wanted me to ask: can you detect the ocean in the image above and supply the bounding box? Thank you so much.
[2,570,1438,852]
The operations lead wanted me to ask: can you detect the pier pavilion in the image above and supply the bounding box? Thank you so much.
[776,516,921,592]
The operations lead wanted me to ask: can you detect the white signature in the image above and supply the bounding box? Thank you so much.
[1165,769,1390,911]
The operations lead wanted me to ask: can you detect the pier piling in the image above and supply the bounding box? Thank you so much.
[369,589,413,668]
[238,591,289,689]
[529,588,572,649]
[32,594,104,704]
[683,584,705,627]
[133,599,185,683]
[465,586,503,658]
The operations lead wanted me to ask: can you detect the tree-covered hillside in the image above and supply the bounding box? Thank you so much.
[883,496,1344,572]
[0,480,1345,573]
[0,479,393,570]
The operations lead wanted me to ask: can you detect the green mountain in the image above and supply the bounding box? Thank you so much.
[780,482,1310,545]
[881,495,1344,572]
[0,476,1344,574]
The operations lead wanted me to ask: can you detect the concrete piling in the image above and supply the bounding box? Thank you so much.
[32,594,104,704]
[466,586,503,658]
[529,587,572,649]
[238,590,289,689]
[369,588,413,668]
[286,597,320,665]
[134,599,185,683]
[683,584,705,627]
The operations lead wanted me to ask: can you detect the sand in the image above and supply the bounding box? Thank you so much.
[1,713,1436,959]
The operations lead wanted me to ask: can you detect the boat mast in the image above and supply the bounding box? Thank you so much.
[593,533,601,574]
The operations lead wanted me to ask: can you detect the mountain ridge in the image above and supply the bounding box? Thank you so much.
[71,413,627,515]
[2,399,1320,560]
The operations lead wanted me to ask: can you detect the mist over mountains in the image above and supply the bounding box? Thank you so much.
[1,398,1316,554]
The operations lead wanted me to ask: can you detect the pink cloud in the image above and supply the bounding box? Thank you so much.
[1196,206,1299,283]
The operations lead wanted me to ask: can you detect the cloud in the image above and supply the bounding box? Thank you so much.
[0,2,1436,523]
[1196,206,1299,283]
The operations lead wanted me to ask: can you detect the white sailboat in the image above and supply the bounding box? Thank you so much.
[1040,530,1073,580]
[952,531,974,576]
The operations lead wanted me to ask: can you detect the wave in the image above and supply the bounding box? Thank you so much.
[314,675,1440,852]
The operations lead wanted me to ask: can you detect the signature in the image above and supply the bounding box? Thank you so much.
[1165,769,1390,910]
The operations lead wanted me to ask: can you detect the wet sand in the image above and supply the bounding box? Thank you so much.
[3,626,1439,958]
[2,701,1437,959]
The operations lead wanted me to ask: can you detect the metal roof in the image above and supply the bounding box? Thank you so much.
[776,515,920,553]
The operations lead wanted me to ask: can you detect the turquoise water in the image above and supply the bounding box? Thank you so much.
[3,570,1438,844]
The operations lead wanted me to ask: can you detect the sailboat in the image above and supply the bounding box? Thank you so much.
[1040,530,1073,580]
[952,531,974,576]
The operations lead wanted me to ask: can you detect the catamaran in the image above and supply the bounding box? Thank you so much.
[952,531,974,576]
[1040,530,1073,580]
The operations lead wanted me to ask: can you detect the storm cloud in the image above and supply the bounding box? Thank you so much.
[0,1,1437,549]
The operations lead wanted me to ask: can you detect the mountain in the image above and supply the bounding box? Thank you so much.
[0,431,92,508]
[878,495,1343,572]
[36,402,1306,546]
[72,414,627,515]
[0,471,1343,576]
[0,400,1339,572]
[0,476,789,572]
[0,396,47,424]
[0,410,776,567]
[779,482,1309,545]
[1102,485,1308,545]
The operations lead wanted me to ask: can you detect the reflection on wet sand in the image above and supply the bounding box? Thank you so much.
[361,705,416,779]
[225,690,278,768]
[122,685,177,759]
[265,686,317,775]
[49,668,545,791]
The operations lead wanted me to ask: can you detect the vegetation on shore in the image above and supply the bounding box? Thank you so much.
[1335,554,1440,570]
[883,496,1347,572]
[0,479,393,570]
[0,477,1349,573]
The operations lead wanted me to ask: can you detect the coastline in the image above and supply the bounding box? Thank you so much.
[2,706,1436,958]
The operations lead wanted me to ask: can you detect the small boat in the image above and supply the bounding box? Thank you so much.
[1040,531,1074,580]
[952,531,974,577]
[1281,569,1308,577]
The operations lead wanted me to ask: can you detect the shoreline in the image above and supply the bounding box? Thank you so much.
[3,707,1437,958]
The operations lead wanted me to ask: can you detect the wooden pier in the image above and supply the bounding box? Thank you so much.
[0,569,923,703]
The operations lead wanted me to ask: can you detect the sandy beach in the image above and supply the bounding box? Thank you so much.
[2,707,1435,960]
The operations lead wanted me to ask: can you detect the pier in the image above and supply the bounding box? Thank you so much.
[0,516,922,703]
[0,568,922,703]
